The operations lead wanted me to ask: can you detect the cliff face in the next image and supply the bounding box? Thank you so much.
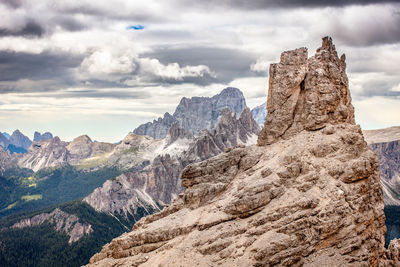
[87,37,398,266]
[370,140,400,206]
[133,87,247,139]
[10,208,92,243]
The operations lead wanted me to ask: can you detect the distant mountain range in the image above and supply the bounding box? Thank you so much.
[0,87,261,266]
[0,130,53,155]
[133,87,248,139]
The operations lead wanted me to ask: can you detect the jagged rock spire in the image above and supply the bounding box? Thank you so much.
[258,36,355,146]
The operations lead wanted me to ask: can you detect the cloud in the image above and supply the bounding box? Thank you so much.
[80,49,137,75]
[176,0,400,10]
[0,19,44,37]
[0,51,81,85]
[138,57,215,81]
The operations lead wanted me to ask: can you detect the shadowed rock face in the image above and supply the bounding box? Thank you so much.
[258,37,354,146]
[86,37,400,266]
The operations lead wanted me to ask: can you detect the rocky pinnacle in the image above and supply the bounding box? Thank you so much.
[258,36,355,146]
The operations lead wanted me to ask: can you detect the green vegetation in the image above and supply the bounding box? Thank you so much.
[0,165,121,218]
[21,194,42,201]
[0,201,128,267]
[384,206,400,247]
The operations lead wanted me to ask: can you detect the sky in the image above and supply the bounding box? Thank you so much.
[0,0,400,142]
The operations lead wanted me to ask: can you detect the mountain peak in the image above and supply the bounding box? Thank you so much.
[258,37,354,146]
[134,87,247,139]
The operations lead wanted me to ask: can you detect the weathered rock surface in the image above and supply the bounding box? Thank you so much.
[258,37,354,145]
[33,131,53,142]
[10,208,92,243]
[251,103,267,126]
[88,124,388,266]
[133,87,247,139]
[87,37,398,267]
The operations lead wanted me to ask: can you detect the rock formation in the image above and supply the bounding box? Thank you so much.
[251,103,267,126]
[10,208,92,243]
[87,37,398,266]
[33,131,53,142]
[258,37,354,146]
[133,87,247,139]
[9,130,32,150]
[17,135,115,171]
[84,108,260,222]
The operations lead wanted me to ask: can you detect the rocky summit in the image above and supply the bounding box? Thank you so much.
[258,37,354,146]
[87,37,400,266]
[133,87,247,139]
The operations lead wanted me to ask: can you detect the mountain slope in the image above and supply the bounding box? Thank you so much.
[133,87,247,139]
[87,37,398,267]
[84,107,260,221]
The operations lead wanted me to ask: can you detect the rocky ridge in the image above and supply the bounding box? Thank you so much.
[83,108,260,221]
[258,37,354,146]
[10,208,92,243]
[87,37,399,266]
[33,131,53,142]
[133,87,247,139]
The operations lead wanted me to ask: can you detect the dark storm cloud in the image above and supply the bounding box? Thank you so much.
[145,46,260,85]
[178,0,400,9]
[1,0,22,9]
[358,80,400,98]
[0,51,82,92]
[0,20,44,37]
[330,9,400,46]
[54,89,151,99]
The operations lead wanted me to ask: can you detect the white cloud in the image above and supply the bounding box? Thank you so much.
[138,58,215,80]
[80,49,136,75]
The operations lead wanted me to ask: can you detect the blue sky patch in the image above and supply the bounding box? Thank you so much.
[127,25,145,30]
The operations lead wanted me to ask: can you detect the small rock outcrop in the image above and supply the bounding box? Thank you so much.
[10,208,92,243]
[87,37,398,267]
[133,87,247,139]
[33,131,53,142]
[258,37,354,145]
